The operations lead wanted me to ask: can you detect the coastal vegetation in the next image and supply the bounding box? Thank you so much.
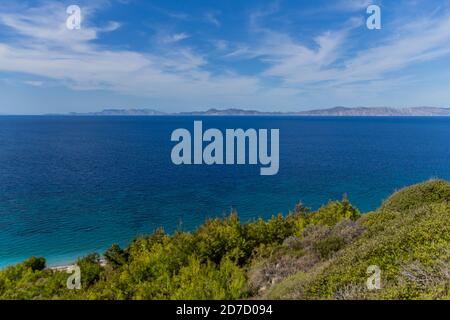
[0,180,449,300]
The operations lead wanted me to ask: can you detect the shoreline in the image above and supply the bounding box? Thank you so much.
[0,256,107,272]
[48,258,107,272]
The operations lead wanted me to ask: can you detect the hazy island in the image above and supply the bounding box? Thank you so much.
[1,179,449,300]
[62,106,450,117]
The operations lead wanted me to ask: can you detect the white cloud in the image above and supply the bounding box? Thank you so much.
[260,30,347,83]
[242,9,450,90]
[205,12,221,27]
[23,80,44,87]
[162,32,190,44]
[335,0,373,12]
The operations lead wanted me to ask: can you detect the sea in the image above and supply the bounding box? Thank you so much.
[1,116,450,268]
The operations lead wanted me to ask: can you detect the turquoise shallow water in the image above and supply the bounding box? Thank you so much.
[1,116,450,268]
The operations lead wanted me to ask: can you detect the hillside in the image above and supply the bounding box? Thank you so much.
[265,180,450,299]
[0,180,449,300]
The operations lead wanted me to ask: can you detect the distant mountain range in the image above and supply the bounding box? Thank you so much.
[297,106,450,116]
[65,106,450,116]
[69,108,166,116]
[178,108,284,116]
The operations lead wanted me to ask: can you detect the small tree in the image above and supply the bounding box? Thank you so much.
[104,244,128,269]
[77,253,103,287]
[23,256,46,271]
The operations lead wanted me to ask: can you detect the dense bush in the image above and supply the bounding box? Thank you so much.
[77,253,104,287]
[23,257,46,271]
[104,244,128,269]
[380,179,450,212]
[308,195,360,226]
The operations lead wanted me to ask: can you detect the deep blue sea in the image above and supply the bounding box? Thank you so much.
[1,116,450,268]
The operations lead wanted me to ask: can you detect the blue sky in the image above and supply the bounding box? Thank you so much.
[1,0,450,114]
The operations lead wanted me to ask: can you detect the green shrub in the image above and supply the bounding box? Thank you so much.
[23,257,46,271]
[104,244,128,269]
[171,257,247,300]
[313,236,346,259]
[77,253,104,287]
[308,195,360,226]
[380,179,450,212]
[194,212,245,264]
